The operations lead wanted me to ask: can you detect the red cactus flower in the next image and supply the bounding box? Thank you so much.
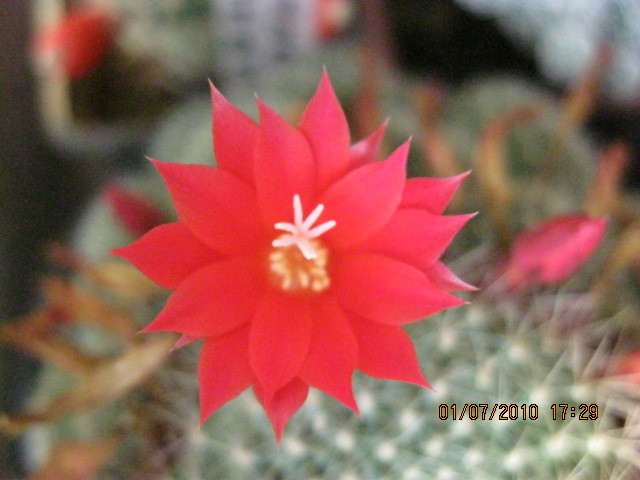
[503,214,607,290]
[112,71,472,440]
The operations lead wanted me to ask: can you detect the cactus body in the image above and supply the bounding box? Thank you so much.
[176,289,638,480]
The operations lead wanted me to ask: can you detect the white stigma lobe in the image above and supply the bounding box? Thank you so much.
[272,194,336,260]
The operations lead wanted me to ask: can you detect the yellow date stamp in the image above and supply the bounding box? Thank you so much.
[438,403,599,421]
[439,403,540,420]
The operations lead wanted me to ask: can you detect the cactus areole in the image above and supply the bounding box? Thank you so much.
[112,70,473,440]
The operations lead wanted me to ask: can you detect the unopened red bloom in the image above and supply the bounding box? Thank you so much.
[503,214,607,290]
[105,184,169,238]
[34,5,114,79]
[112,71,472,440]
[610,351,640,384]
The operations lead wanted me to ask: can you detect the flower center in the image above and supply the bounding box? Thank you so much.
[269,238,330,292]
[269,194,336,292]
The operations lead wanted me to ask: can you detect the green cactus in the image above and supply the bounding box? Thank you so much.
[93,0,216,84]
[166,281,638,480]
[440,77,596,229]
[23,247,639,479]
[100,345,199,480]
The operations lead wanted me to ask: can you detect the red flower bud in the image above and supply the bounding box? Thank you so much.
[316,0,353,40]
[105,184,169,238]
[503,214,607,289]
[609,351,640,384]
[34,5,115,79]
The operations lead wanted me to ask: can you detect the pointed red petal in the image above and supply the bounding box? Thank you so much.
[111,222,218,290]
[105,184,169,238]
[399,171,469,215]
[143,256,265,338]
[151,160,263,255]
[254,377,309,443]
[254,101,317,228]
[320,141,409,247]
[172,334,198,350]
[249,292,312,405]
[350,315,429,387]
[349,122,387,169]
[425,261,477,292]
[299,296,358,413]
[333,253,467,324]
[298,70,351,191]
[358,210,474,270]
[199,325,253,424]
[209,81,259,185]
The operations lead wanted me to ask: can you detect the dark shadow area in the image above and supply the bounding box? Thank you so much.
[0,1,95,475]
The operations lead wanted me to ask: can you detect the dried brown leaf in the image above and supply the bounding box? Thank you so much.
[414,83,463,206]
[474,104,544,242]
[29,434,121,480]
[592,221,640,296]
[584,142,630,218]
[91,260,165,302]
[47,243,165,303]
[557,44,611,143]
[0,307,100,374]
[43,276,137,339]
[353,44,383,139]
[1,332,179,434]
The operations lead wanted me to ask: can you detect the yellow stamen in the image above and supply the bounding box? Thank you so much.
[268,238,330,293]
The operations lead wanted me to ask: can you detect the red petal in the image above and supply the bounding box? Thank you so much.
[151,160,263,255]
[320,141,409,247]
[254,377,309,443]
[210,81,259,185]
[425,262,477,292]
[105,184,169,238]
[349,122,387,169]
[333,253,467,324]
[172,334,198,350]
[399,171,469,215]
[504,215,607,288]
[254,101,317,228]
[358,209,474,270]
[299,296,358,413]
[350,315,429,387]
[298,70,351,191]
[199,325,253,424]
[143,256,265,337]
[111,222,218,290]
[249,292,312,404]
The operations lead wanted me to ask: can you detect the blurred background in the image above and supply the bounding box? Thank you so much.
[1,0,640,477]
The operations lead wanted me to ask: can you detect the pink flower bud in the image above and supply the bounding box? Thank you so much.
[503,214,607,289]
